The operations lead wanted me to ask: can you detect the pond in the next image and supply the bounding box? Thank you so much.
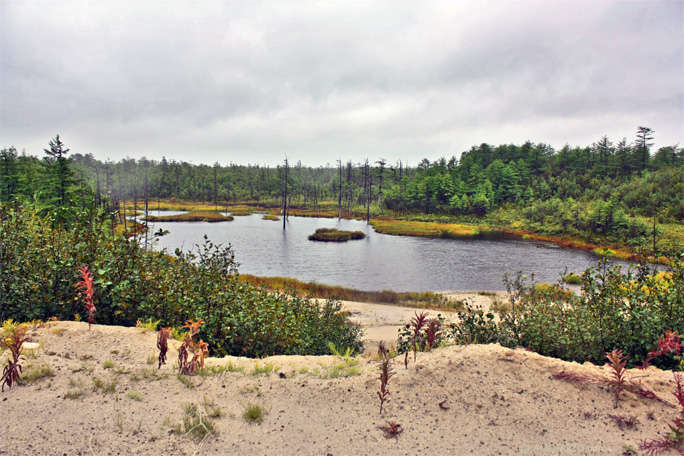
[149,212,628,292]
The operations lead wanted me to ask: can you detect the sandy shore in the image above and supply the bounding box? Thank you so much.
[0,300,678,456]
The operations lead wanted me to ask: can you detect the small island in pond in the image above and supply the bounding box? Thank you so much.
[308,228,366,242]
[145,211,234,222]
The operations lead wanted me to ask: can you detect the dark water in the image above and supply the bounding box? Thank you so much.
[150,212,626,292]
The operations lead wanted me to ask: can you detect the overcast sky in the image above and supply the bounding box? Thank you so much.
[1,0,682,167]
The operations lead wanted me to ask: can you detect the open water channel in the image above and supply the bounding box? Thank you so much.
[148,212,630,292]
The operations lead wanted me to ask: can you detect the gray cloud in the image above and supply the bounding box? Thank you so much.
[1,0,682,166]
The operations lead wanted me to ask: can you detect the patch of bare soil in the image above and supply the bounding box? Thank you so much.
[0,318,678,456]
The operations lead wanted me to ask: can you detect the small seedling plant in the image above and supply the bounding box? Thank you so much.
[605,350,628,409]
[0,321,29,391]
[177,320,209,375]
[553,349,668,408]
[76,266,96,330]
[377,341,395,415]
[157,327,171,369]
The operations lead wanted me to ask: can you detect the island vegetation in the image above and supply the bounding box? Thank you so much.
[145,211,234,222]
[308,228,366,242]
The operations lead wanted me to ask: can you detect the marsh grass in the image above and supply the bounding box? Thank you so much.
[240,275,461,310]
[370,218,485,238]
[262,214,280,221]
[145,212,234,223]
[308,228,365,242]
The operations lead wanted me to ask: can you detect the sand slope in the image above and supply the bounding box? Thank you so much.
[0,320,678,456]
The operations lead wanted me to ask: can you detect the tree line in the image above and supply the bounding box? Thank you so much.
[2,126,682,236]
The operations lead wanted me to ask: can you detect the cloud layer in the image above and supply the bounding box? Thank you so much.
[1,0,682,166]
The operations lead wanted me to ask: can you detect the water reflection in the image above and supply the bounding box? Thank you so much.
[150,213,627,292]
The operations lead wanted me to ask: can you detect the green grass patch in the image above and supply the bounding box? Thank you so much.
[262,214,280,221]
[251,362,280,376]
[370,218,484,238]
[18,364,54,385]
[242,403,265,424]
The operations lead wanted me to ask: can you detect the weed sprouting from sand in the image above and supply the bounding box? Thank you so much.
[605,350,628,409]
[377,421,403,439]
[639,372,684,455]
[92,377,117,393]
[176,372,196,388]
[76,265,96,330]
[610,414,639,430]
[177,320,208,375]
[1,320,29,391]
[18,364,53,385]
[157,327,171,369]
[251,361,280,376]
[377,341,395,415]
[126,390,143,401]
[242,402,265,424]
[553,350,669,408]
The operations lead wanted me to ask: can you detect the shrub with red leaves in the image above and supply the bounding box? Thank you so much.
[77,266,96,330]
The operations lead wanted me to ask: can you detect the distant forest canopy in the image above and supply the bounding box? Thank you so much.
[1,128,683,231]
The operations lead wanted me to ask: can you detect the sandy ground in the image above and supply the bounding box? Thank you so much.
[1,300,679,456]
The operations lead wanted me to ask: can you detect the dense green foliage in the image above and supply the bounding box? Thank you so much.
[3,128,680,253]
[442,258,684,369]
[0,202,363,357]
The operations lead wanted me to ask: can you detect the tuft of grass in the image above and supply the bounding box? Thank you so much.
[103,359,115,369]
[92,377,117,393]
[51,327,66,336]
[262,214,280,221]
[64,389,85,400]
[145,211,233,223]
[198,362,245,376]
[146,353,157,365]
[126,390,143,401]
[173,402,217,442]
[136,318,161,332]
[176,372,195,388]
[251,362,280,376]
[18,364,54,385]
[241,403,265,424]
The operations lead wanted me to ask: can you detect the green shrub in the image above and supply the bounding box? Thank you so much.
[443,256,684,369]
[0,202,364,358]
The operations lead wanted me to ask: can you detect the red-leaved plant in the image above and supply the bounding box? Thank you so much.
[177,320,209,376]
[157,327,172,369]
[77,266,96,330]
[404,311,429,368]
[640,331,682,369]
[377,341,395,415]
[553,349,669,408]
[640,372,684,455]
[0,321,29,392]
[605,350,628,409]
